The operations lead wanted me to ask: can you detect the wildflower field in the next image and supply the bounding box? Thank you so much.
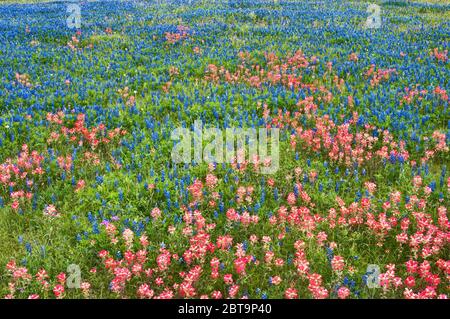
[0,0,449,300]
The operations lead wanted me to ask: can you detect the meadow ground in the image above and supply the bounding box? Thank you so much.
[0,0,448,299]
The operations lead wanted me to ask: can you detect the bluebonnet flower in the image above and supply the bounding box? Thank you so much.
[25,243,32,254]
